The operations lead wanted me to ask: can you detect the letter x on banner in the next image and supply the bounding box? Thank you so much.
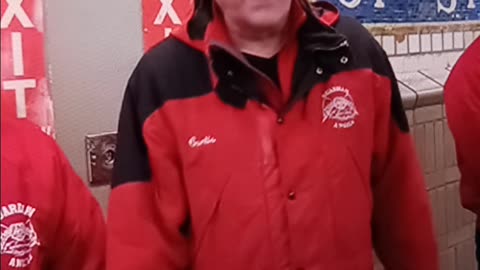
[143,0,193,51]
[0,0,55,136]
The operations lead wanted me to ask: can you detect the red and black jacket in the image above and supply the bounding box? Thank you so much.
[445,38,480,225]
[108,1,438,269]
[1,115,105,270]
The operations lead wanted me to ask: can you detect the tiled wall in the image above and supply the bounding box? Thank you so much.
[373,68,477,270]
[330,0,480,23]
[367,18,479,78]
[371,24,480,57]
[363,11,479,268]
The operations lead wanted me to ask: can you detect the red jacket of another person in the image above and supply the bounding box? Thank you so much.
[0,115,105,270]
[445,37,480,225]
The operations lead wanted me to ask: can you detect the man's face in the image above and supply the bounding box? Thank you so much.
[215,0,293,31]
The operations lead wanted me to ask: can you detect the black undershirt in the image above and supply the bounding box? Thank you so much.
[243,53,281,88]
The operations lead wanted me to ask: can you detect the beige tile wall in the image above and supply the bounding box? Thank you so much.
[374,69,477,270]
[371,23,480,57]
[415,106,476,270]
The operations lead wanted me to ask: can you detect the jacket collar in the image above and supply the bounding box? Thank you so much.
[170,1,350,111]
[171,1,343,55]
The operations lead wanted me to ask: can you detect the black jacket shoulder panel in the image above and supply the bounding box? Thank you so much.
[334,15,410,133]
[130,37,212,123]
[333,16,379,71]
[113,37,212,188]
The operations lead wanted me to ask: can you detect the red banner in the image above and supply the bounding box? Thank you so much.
[1,0,54,136]
[143,0,193,51]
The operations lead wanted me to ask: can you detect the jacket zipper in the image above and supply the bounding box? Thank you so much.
[212,43,285,117]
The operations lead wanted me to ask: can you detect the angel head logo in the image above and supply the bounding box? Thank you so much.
[322,86,359,129]
[1,203,40,268]
[1,220,39,257]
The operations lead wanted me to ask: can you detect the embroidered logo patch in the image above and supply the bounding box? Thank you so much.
[1,203,40,268]
[322,86,359,129]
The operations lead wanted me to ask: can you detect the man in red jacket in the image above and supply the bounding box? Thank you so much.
[1,109,106,269]
[444,37,480,266]
[108,0,438,269]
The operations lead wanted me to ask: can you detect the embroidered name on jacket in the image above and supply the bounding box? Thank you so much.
[322,86,359,129]
[188,136,217,148]
[1,203,40,268]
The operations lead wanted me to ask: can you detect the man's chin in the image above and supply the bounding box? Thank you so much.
[241,17,287,33]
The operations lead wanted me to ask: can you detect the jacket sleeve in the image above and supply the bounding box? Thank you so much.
[107,58,191,270]
[370,44,439,269]
[444,39,480,216]
[50,146,106,270]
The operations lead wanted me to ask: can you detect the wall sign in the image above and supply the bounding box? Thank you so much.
[331,0,479,23]
[1,0,54,136]
[143,0,193,50]
[142,0,479,50]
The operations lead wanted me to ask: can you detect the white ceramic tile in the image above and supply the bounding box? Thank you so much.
[382,35,395,55]
[443,32,454,50]
[396,36,408,55]
[409,34,420,53]
[453,32,464,49]
[432,33,443,51]
[396,71,439,92]
[421,34,432,52]
[475,31,480,39]
[464,31,475,47]
[420,69,450,86]
[374,35,382,46]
